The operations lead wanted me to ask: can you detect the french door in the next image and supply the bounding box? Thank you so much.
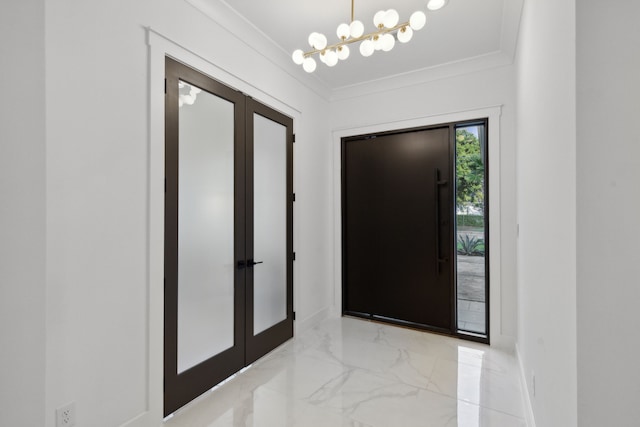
[164,58,293,415]
[342,126,454,333]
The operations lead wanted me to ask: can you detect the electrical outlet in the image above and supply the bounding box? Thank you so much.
[56,402,76,427]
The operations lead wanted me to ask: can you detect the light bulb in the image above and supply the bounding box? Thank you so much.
[373,10,386,28]
[315,33,327,50]
[410,11,427,30]
[381,33,395,52]
[373,35,382,51]
[292,49,305,65]
[308,32,327,50]
[360,39,374,57]
[337,45,350,60]
[350,20,364,38]
[303,57,317,73]
[308,32,319,48]
[427,0,448,11]
[337,23,350,40]
[383,9,399,28]
[397,26,413,43]
[325,50,339,67]
[319,51,327,64]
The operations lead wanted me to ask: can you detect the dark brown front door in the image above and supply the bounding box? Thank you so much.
[342,126,453,332]
[164,58,293,416]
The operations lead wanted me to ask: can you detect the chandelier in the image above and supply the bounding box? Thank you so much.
[292,0,449,73]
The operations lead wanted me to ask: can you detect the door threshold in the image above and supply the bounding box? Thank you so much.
[343,313,489,344]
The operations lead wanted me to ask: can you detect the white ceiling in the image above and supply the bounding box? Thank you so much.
[197,0,521,91]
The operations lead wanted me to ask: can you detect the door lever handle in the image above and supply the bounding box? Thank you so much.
[247,259,264,267]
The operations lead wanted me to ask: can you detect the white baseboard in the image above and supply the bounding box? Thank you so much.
[491,333,516,352]
[294,306,330,335]
[515,343,537,427]
[118,410,151,427]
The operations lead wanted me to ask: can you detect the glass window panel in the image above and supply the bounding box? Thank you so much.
[253,113,287,335]
[456,124,487,335]
[177,81,235,373]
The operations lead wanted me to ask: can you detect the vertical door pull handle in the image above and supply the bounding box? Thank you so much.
[434,168,448,274]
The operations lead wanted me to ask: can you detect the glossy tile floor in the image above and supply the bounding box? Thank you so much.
[165,317,527,427]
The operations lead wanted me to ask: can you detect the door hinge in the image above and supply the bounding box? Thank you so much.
[293,252,296,261]
[164,178,167,193]
[164,78,167,94]
[292,193,296,202]
[292,134,296,143]
[292,311,296,320]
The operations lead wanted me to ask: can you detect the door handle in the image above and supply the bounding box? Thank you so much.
[238,260,264,269]
[435,168,449,274]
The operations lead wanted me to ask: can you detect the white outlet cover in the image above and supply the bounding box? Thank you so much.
[56,402,76,427]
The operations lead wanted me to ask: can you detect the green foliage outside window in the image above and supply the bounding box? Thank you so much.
[456,129,485,216]
[457,234,485,256]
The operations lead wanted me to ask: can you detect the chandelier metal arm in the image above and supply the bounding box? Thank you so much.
[303,21,410,58]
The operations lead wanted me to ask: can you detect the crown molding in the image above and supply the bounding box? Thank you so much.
[184,0,523,103]
[184,0,332,101]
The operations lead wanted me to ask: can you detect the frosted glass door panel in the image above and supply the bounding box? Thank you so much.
[253,113,287,335]
[177,81,235,373]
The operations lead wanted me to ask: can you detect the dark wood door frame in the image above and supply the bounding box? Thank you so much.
[164,57,294,415]
[341,120,490,344]
[454,119,490,345]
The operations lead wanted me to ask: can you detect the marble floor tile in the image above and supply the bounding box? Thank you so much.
[165,316,527,427]
[427,355,525,417]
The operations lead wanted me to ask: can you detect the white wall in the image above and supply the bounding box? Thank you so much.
[515,0,577,426]
[576,2,640,426]
[42,0,332,426]
[19,1,640,426]
[330,65,519,345]
[0,1,47,426]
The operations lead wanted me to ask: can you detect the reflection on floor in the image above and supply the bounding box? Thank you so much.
[165,317,526,427]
